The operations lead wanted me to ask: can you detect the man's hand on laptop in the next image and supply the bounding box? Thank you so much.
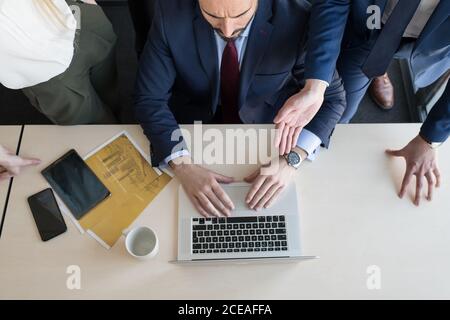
[244,147,307,210]
[170,156,235,217]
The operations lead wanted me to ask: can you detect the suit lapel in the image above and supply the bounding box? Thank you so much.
[238,0,274,109]
[366,0,387,40]
[193,4,220,114]
[414,0,449,51]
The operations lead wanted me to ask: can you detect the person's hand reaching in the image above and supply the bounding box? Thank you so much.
[274,79,326,155]
[0,145,41,181]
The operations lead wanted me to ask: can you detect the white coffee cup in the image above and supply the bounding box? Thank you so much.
[122,226,159,260]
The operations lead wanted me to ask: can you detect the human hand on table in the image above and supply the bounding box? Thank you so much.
[273,79,326,155]
[244,148,306,210]
[171,156,235,217]
[0,145,41,181]
[386,135,441,206]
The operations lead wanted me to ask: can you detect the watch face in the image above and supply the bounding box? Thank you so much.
[287,152,301,165]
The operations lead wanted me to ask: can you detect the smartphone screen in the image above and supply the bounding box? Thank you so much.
[41,149,110,220]
[28,189,67,241]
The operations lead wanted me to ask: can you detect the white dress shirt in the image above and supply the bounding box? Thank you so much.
[382,0,441,38]
[162,18,322,166]
[0,0,76,89]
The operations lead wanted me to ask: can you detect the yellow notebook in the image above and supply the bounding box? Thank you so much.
[79,132,172,248]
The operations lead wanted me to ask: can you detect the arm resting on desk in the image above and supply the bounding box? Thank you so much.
[134,0,186,165]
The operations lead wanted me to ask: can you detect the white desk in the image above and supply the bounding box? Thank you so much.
[0,126,22,220]
[0,124,449,299]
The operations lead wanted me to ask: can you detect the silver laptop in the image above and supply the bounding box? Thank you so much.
[175,182,317,263]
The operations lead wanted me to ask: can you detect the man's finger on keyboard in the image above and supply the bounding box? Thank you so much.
[206,190,230,216]
[192,196,210,217]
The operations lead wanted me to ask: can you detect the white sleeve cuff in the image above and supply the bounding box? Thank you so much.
[296,129,322,161]
[307,78,330,87]
[159,149,190,169]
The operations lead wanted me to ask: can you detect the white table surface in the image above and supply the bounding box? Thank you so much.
[0,126,22,220]
[0,124,449,299]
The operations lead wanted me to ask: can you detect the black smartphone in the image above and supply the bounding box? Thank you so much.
[41,149,111,220]
[28,189,67,241]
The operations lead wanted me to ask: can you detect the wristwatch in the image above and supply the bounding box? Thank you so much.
[420,134,443,149]
[284,150,303,170]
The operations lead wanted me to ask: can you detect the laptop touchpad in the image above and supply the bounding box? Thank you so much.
[221,185,252,212]
[220,182,297,216]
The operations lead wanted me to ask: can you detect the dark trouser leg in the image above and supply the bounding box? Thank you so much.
[337,47,373,123]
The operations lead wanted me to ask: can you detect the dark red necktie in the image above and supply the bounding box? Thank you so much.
[220,41,241,124]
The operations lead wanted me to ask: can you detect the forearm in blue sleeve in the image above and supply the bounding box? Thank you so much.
[304,0,351,84]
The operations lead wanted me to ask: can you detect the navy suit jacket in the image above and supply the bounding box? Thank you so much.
[306,0,450,143]
[134,0,346,165]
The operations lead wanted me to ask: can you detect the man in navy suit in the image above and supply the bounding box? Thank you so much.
[135,0,346,217]
[276,0,449,206]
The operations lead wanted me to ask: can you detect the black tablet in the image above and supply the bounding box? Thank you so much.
[42,149,110,220]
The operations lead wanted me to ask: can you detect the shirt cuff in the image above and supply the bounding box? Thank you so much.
[306,78,329,87]
[159,149,190,169]
[296,129,322,161]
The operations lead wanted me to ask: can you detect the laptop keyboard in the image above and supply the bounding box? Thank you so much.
[191,216,288,254]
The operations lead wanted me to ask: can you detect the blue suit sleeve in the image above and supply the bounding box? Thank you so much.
[304,0,351,84]
[292,37,346,149]
[134,0,186,165]
[420,81,450,143]
[304,70,347,148]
